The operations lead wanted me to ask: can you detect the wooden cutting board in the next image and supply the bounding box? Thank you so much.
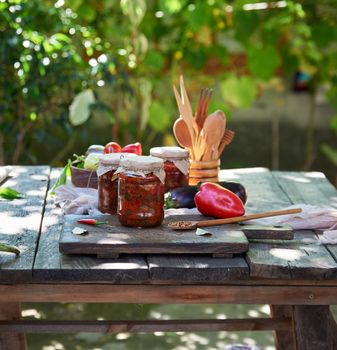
[59,215,293,259]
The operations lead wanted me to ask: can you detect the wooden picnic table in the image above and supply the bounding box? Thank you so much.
[1,166,337,350]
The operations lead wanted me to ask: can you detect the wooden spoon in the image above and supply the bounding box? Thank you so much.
[202,110,226,161]
[168,208,302,230]
[173,117,194,158]
[173,85,195,145]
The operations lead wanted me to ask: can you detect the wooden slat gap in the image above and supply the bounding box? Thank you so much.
[31,166,52,276]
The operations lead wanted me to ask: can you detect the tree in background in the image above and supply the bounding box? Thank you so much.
[1,0,337,173]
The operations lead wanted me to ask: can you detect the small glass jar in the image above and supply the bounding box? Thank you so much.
[150,146,189,191]
[117,156,165,227]
[97,153,136,215]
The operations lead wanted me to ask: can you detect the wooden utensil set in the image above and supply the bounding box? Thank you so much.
[173,76,234,161]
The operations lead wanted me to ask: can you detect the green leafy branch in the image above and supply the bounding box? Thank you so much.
[49,154,85,196]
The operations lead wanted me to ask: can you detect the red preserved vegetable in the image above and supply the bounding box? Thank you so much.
[117,156,165,227]
[150,146,189,192]
[97,153,136,215]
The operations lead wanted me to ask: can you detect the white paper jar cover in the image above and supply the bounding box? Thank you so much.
[150,146,189,175]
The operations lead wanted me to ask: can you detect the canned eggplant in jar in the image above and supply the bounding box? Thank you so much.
[150,146,189,191]
[116,156,165,227]
[97,153,136,215]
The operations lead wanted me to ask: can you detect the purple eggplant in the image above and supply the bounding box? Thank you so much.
[165,181,247,209]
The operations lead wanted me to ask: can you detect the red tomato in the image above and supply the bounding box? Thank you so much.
[104,142,122,154]
[122,142,142,155]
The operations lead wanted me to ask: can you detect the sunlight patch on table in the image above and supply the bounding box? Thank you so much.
[278,174,311,183]
[0,212,42,234]
[270,248,303,261]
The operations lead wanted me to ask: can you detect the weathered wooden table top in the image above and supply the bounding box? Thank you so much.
[1,166,337,285]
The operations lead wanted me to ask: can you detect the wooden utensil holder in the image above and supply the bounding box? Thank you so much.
[189,159,220,185]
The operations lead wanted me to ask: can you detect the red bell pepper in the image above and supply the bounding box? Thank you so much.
[122,142,142,155]
[77,219,108,226]
[194,182,245,219]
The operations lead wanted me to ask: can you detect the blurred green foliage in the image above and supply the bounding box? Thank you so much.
[1,0,337,166]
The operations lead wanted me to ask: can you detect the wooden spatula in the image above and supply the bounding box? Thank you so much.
[168,208,302,230]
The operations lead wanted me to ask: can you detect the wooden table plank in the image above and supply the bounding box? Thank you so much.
[241,170,337,279]
[273,171,337,209]
[1,284,337,304]
[0,166,50,283]
[219,168,292,212]
[274,171,337,267]
[293,305,337,350]
[0,303,27,350]
[33,168,149,283]
[247,232,337,279]
[275,171,337,276]
[146,168,299,285]
[148,255,249,283]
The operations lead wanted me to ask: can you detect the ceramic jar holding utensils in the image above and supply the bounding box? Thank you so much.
[172,75,235,185]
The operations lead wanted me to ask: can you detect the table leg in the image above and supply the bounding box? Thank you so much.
[0,302,27,350]
[293,305,337,350]
[270,305,295,350]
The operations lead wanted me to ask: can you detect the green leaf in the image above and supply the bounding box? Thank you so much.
[234,10,259,43]
[312,24,337,48]
[184,3,211,31]
[159,0,186,14]
[0,243,20,256]
[143,51,164,71]
[185,48,207,70]
[220,75,257,109]
[248,45,281,81]
[148,101,171,132]
[213,46,229,65]
[0,188,23,200]
[67,0,83,11]
[49,160,72,196]
[120,0,146,27]
[69,89,95,126]
[51,33,71,44]
[77,3,96,22]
